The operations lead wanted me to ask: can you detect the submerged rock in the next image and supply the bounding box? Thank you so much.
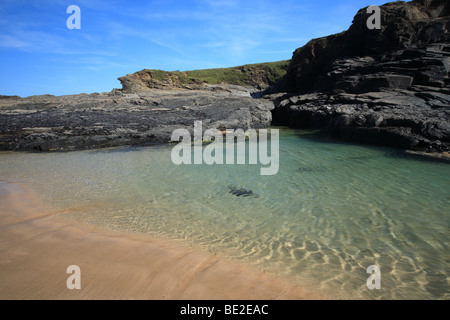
[227,185,259,198]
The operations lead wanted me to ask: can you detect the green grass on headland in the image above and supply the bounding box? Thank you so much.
[136,60,290,88]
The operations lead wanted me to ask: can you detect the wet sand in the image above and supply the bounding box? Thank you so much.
[0,181,324,300]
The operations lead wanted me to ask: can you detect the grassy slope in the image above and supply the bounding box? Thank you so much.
[136,60,290,87]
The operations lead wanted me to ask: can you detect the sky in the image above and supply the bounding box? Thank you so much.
[0,0,390,97]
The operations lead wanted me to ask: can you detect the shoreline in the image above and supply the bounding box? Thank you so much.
[404,150,450,163]
[0,181,325,300]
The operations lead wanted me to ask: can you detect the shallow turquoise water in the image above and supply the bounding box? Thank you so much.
[1,128,449,299]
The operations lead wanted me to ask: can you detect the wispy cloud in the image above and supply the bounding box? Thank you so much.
[0,28,119,57]
[107,0,304,64]
[0,29,67,53]
[105,21,191,58]
[0,34,28,50]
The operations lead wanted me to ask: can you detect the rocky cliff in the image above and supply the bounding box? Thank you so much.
[270,0,450,152]
[118,61,289,92]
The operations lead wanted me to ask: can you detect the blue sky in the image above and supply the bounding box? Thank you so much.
[0,0,389,97]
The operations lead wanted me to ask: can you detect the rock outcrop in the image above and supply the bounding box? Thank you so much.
[118,61,289,92]
[270,0,450,152]
[0,86,274,152]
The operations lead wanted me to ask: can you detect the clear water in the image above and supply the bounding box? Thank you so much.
[0,128,449,299]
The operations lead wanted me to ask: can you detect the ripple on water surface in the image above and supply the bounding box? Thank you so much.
[0,128,449,299]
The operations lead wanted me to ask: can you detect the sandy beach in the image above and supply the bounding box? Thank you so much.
[0,181,323,300]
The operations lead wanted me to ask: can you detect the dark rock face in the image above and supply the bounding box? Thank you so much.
[0,86,274,152]
[270,89,449,152]
[270,0,450,152]
[276,0,450,93]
